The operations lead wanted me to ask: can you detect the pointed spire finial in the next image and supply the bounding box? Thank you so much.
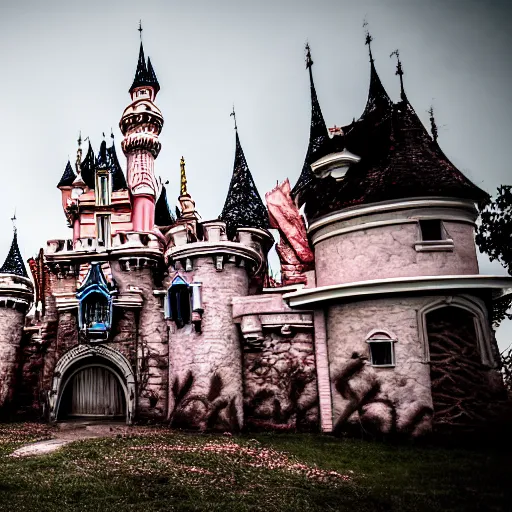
[138,20,143,41]
[390,49,405,101]
[363,19,374,63]
[428,105,438,143]
[11,210,17,234]
[180,156,188,196]
[305,42,313,69]
[230,105,238,131]
[110,128,114,140]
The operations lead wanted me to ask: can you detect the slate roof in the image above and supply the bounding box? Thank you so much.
[0,231,28,278]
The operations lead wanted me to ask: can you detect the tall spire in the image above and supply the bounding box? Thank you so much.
[361,26,393,119]
[80,139,95,189]
[220,127,269,238]
[180,156,188,196]
[0,223,28,278]
[129,24,160,95]
[390,49,406,101]
[291,43,332,199]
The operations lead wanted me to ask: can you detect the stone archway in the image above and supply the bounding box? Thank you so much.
[49,344,136,424]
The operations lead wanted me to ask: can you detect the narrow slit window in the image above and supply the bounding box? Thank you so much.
[419,220,443,241]
[366,333,396,367]
[96,214,111,249]
[95,172,112,206]
[167,283,191,328]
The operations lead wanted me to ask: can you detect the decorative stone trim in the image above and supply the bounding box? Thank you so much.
[417,295,495,367]
[283,275,512,307]
[308,197,478,233]
[49,344,136,424]
[308,197,478,246]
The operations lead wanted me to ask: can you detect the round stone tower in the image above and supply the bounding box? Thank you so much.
[0,230,33,411]
[286,41,511,438]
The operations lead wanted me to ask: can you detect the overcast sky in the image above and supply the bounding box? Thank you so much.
[0,0,510,349]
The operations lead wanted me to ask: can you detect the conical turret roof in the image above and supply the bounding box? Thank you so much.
[80,141,96,189]
[0,231,28,278]
[57,160,76,188]
[301,49,488,221]
[291,45,343,201]
[130,42,160,94]
[220,130,269,238]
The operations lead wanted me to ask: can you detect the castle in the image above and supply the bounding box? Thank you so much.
[0,32,509,438]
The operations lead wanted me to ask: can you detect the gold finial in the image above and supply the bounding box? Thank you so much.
[180,156,188,196]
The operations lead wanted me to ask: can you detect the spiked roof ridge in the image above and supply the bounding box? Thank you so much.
[0,231,28,278]
[130,42,160,94]
[220,130,269,238]
[57,160,76,188]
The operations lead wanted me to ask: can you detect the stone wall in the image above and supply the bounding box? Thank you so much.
[243,330,318,431]
[326,297,434,438]
[108,261,168,420]
[167,257,247,431]
[314,221,478,287]
[0,308,26,412]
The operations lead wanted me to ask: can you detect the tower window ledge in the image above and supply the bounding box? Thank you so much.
[414,239,454,252]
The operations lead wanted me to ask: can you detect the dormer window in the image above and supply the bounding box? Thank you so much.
[310,149,361,181]
[77,263,113,341]
[366,332,396,367]
[95,171,112,206]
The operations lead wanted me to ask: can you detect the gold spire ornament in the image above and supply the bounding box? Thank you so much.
[180,156,188,196]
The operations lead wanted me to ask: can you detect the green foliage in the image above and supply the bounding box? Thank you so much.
[476,185,512,327]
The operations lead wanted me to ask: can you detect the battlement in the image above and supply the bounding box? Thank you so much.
[0,274,34,311]
[45,232,164,261]
[165,220,273,273]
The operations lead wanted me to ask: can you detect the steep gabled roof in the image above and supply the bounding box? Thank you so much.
[155,185,175,226]
[220,130,269,238]
[57,160,76,188]
[130,42,160,94]
[0,231,28,278]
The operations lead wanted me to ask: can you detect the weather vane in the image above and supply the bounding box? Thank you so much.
[390,49,405,99]
[305,42,313,69]
[428,105,438,142]
[363,18,373,62]
[230,105,237,131]
[138,20,143,40]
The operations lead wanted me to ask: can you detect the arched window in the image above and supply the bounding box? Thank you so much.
[81,291,110,330]
[167,276,191,328]
[366,331,396,367]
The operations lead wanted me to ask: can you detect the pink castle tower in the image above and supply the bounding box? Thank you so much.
[120,37,163,233]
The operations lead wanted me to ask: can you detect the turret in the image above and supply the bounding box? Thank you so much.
[0,226,33,411]
[165,123,273,430]
[120,37,163,232]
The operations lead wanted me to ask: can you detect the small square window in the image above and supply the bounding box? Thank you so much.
[419,220,443,241]
[366,334,396,367]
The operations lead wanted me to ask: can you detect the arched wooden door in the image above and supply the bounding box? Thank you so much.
[68,366,125,418]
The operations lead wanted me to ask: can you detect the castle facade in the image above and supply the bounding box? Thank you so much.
[0,35,509,438]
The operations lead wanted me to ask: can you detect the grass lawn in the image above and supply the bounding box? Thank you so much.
[0,423,510,511]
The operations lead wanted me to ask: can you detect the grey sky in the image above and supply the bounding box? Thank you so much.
[0,0,510,349]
